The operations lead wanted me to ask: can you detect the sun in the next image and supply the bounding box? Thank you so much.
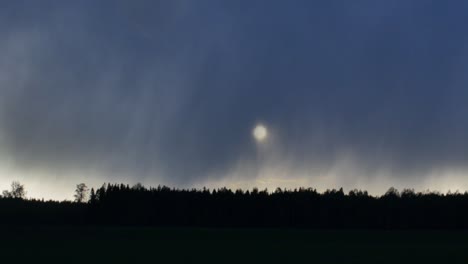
[253,124,268,142]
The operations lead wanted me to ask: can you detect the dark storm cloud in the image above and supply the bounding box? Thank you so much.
[1,0,468,194]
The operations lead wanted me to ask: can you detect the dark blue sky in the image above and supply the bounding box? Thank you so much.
[1,1,468,199]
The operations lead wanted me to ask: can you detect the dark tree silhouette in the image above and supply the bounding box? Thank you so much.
[2,181,26,199]
[1,183,468,229]
[89,188,96,204]
[74,183,89,203]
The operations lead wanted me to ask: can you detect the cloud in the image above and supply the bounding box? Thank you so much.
[1,1,468,199]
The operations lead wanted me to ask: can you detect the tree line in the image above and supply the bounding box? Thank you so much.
[1,181,468,228]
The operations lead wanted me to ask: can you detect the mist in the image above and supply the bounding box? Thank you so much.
[1,1,468,199]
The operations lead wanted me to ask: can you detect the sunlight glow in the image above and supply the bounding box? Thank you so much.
[253,124,268,142]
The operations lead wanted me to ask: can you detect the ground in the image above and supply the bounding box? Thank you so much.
[2,227,468,263]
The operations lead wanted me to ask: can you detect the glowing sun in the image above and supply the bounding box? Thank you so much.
[253,124,268,142]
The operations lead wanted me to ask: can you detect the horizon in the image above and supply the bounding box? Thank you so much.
[2,180,466,201]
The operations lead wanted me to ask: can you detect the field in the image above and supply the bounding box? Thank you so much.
[2,227,468,263]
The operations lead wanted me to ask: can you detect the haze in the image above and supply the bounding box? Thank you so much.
[1,1,468,200]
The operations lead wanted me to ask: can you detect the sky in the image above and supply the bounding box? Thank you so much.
[1,1,468,200]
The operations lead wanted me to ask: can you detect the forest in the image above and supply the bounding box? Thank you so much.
[1,181,468,229]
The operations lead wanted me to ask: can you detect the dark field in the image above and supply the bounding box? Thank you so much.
[2,227,468,263]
